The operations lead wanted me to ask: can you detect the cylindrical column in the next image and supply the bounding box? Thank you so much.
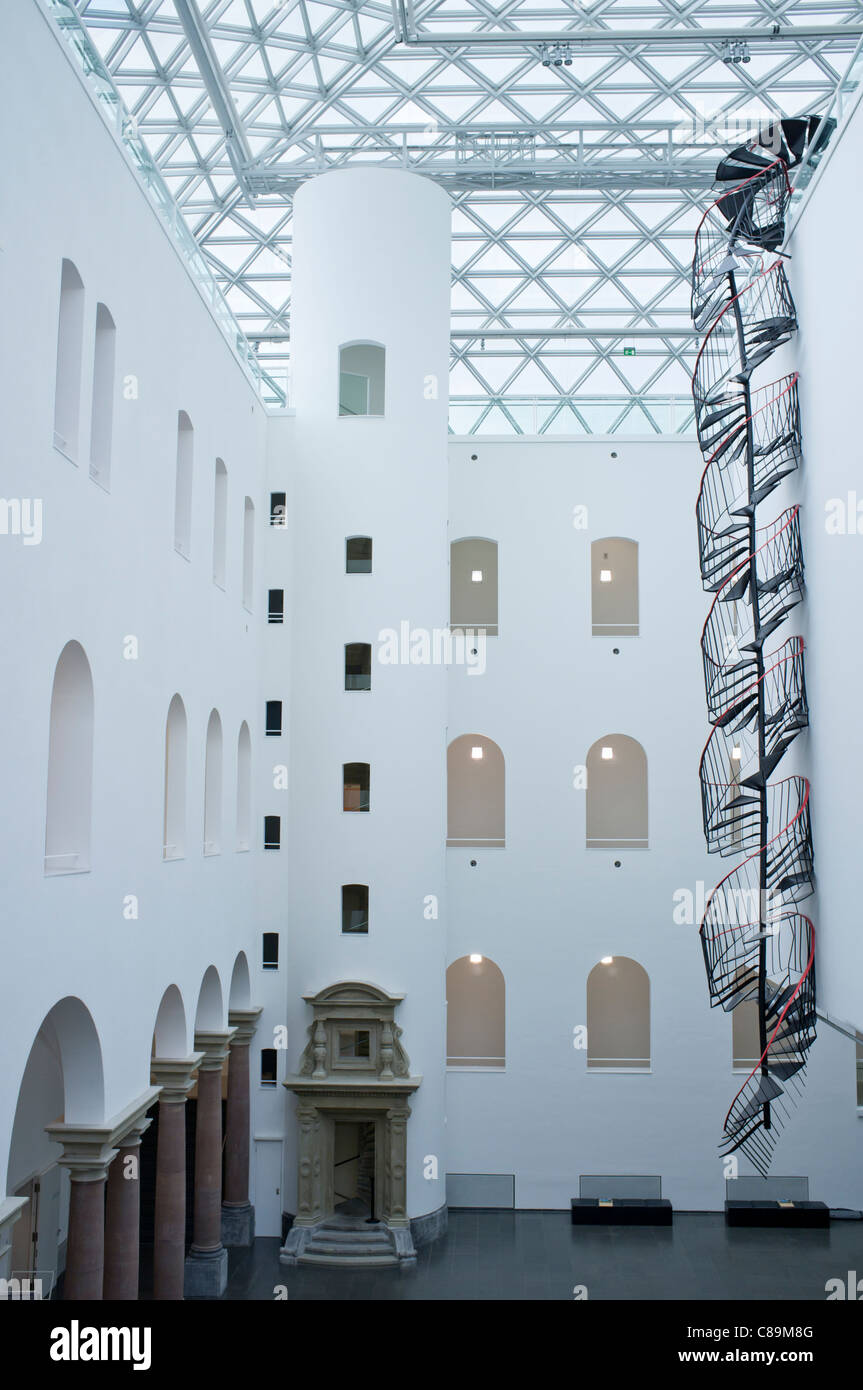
[150,1057,200,1301]
[287,168,450,1230]
[221,1009,261,1248]
[153,1097,187,1300]
[190,1066,223,1254]
[103,1129,147,1300]
[64,1173,107,1301]
[183,1033,232,1297]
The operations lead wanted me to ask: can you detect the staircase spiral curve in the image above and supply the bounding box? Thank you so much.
[688,122,831,1174]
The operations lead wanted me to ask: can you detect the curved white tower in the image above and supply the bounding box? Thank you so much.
[283,168,451,1249]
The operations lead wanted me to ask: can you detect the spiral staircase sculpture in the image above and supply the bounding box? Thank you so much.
[689,118,832,1175]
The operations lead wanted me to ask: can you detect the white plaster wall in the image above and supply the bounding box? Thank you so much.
[282,168,451,1222]
[0,2,266,1193]
[444,436,863,1210]
[787,97,863,1037]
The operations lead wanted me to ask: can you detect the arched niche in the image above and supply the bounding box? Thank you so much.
[163,694,187,860]
[229,953,251,1011]
[153,984,188,1058]
[450,538,498,635]
[54,258,85,459]
[203,708,223,854]
[586,733,647,849]
[591,537,638,637]
[236,721,251,851]
[586,957,650,1070]
[45,640,94,875]
[447,734,505,847]
[446,956,505,1068]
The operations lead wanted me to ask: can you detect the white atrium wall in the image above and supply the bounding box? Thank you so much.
[787,96,863,1038]
[0,0,266,1211]
[445,437,863,1211]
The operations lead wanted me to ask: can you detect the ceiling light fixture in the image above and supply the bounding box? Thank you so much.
[539,41,572,68]
[721,39,751,65]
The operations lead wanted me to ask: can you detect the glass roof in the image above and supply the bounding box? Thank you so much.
[68,0,863,431]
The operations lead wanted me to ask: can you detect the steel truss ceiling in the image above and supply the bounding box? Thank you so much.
[72,0,862,433]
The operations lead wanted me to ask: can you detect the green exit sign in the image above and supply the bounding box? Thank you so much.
[623,346,636,356]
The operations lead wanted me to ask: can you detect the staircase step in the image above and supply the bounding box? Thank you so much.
[299,1251,399,1268]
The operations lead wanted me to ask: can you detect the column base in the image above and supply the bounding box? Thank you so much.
[221,1202,255,1248]
[183,1246,228,1299]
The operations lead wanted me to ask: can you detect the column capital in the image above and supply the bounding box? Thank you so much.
[151,1053,204,1100]
[193,1030,236,1071]
[44,1123,117,1182]
[107,1087,160,1147]
[227,1006,263,1046]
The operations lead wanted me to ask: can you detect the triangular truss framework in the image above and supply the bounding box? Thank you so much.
[71,0,863,431]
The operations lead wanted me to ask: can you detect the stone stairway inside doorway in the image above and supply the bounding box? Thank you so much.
[297,1210,399,1268]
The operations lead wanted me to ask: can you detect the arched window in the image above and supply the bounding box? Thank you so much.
[203,709,222,854]
[236,721,251,851]
[213,459,228,588]
[446,956,505,1068]
[174,412,194,557]
[451,538,498,635]
[339,343,385,416]
[585,734,648,849]
[586,957,650,1070]
[591,538,639,637]
[345,643,371,691]
[45,641,94,875]
[242,496,255,610]
[89,303,116,488]
[447,734,505,847]
[343,763,370,812]
[54,259,85,459]
[346,536,372,574]
[163,694,187,860]
[342,884,369,934]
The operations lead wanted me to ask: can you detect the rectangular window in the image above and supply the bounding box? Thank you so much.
[268,589,284,624]
[345,643,371,691]
[346,537,372,574]
[341,884,369,934]
[260,1048,278,1087]
[338,1029,371,1059]
[270,492,287,527]
[263,933,279,969]
[343,763,370,812]
[264,815,280,849]
[265,701,282,737]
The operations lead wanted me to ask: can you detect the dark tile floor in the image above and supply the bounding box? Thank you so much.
[223,1211,863,1301]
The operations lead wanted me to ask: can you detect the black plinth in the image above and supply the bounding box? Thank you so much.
[570,1198,673,1226]
[725,1200,830,1229]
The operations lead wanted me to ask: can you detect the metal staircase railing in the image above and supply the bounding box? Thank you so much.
[689,119,825,1174]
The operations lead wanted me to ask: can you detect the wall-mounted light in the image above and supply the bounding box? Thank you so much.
[601,956,613,965]
[471,746,484,760]
[469,953,483,964]
[600,569,612,583]
[731,746,742,761]
[601,746,613,760]
[471,570,483,583]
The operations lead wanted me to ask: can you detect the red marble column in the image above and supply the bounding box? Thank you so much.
[190,1065,223,1255]
[223,1042,250,1207]
[64,1174,107,1301]
[103,1129,147,1301]
[151,1058,200,1301]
